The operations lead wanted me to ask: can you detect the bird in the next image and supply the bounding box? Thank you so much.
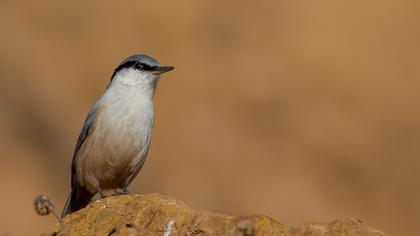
[61,54,174,217]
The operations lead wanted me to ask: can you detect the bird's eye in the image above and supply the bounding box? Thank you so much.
[134,63,144,70]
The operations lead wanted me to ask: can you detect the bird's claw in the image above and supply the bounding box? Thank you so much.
[111,188,130,196]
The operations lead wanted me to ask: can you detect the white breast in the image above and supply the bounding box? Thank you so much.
[76,69,158,192]
[100,83,154,157]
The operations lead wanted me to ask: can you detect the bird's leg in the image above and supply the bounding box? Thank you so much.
[96,185,107,198]
[122,187,130,194]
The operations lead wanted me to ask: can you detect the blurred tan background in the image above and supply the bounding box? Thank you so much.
[0,0,419,235]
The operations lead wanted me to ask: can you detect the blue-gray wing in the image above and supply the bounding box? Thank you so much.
[70,104,99,187]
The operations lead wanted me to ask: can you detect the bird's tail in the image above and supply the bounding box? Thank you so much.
[61,186,93,218]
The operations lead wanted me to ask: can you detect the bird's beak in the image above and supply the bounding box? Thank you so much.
[156,66,175,74]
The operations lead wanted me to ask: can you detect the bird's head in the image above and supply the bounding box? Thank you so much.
[110,54,174,89]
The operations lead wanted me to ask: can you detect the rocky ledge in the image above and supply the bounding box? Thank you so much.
[43,193,386,235]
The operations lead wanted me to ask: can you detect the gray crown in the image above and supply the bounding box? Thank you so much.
[119,54,160,67]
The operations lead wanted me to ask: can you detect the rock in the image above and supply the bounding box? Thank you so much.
[42,193,386,236]
[289,218,387,236]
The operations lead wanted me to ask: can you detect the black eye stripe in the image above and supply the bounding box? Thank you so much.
[111,61,158,79]
[133,62,154,71]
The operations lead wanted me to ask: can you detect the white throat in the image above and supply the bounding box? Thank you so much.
[98,68,156,141]
[109,68,158,97]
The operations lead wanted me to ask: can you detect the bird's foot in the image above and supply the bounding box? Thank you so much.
[122,187,130,194]
[96,186,108,198]
[111,188,130,196]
